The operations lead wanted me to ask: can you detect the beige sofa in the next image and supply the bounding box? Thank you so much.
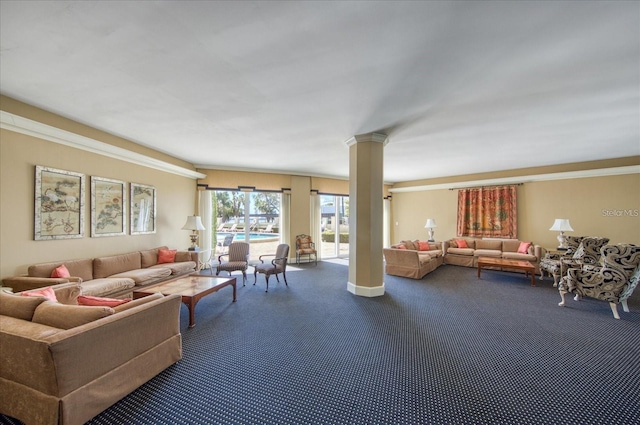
[2,246,197,298]
[443,238,542,272]
[383,240,444,279]
[0,282,182,425]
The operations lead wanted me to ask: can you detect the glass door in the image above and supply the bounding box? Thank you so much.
[320,195,349,259]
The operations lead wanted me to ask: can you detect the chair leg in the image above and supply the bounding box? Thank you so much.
[621,299,630,313]
[264,274,270,292]
[242,270,246,286]
[558,290,568,307]
[253,269,258,284]
[283,270,288,286]
[610,302,620,319]
[275,273,280,283]
[552,274,559,287]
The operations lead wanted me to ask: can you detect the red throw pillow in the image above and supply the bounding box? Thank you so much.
[517,242,532,254]
[158,249,177,264]
[396,244,407,250]
[21,287,58,302]
[51,264,71,278]
[418,241,431,251]
[77,295,130,307]
[456,239,468,249]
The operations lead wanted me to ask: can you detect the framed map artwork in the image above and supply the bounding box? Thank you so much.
[34,165,85,240]
[91,176,126,237]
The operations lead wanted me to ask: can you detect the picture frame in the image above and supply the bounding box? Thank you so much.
[34,165,85,240]
[130,182,156,235]
[91,176,126,237]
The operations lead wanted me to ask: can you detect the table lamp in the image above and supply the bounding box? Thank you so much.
[549,218,573,249]
[424,219,437,242]
[182,215,206,251]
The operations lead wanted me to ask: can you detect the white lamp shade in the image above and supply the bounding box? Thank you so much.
[424,219,437,228]
[549,219,573,232]
[182,215,205,231]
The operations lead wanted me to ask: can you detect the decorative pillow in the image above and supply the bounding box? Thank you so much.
[32,301,115,329]
[418,241,431,251]
[517,242,532,254]
[158,249,177,264]
[51,264,71,278]
[456,239,468,249]
[21,287,58,302]
[396,244,407,250]
[0,290,48,321]
[78,295,131,307]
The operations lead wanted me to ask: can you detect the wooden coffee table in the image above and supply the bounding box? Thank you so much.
[477,257,536,286]
[133,275,236,328]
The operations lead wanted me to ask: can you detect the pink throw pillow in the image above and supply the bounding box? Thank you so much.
[51,264,71,278]
[158,249,177,264]
[456,239,468,249]
[21,287,58,302]
[517,242,532,254]
[418,241,431,251]
[77,295,130,307]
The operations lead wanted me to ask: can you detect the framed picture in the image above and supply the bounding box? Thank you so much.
[35,165,85,240]
[91,176,126,237]
[130,182,156,234]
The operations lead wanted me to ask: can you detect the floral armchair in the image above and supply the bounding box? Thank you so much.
[558,244,640,319]
[295,234,317,265]
[539,236,584,286]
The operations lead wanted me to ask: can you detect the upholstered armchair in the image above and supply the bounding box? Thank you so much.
[539,236,584,286]
[558,236,610,278]
[216,242,250,285]
[296,234,317,264]
[558,244,640,319]
[253,244,289,292]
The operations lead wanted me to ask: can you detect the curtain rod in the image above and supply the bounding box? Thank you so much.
[449,183,523,190]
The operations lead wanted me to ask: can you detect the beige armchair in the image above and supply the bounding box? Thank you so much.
[253,244,289,292]
[558,244,640,319]
[216,242,250,285]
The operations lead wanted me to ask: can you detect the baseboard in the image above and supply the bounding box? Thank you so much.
[347,281,385,297]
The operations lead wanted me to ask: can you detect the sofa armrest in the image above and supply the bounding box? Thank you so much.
[1,276,81,293]
[383,248,420,267]
[533,245,542,262]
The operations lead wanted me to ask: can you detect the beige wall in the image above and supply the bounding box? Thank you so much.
[0,101,199,279]
[391,173,640,248]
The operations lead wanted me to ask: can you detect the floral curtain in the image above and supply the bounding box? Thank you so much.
[456,185,518,238]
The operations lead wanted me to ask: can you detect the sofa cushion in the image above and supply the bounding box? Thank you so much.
[112,292,164,313]
[158,249,177,264]
[474,249,502,258]
[476,240,503,250]
[400,240,419,251]
[28,258,94,282]
[21,287,58,302]
[140,246,168,268]
[109,268,172,284]
[51,264,71,278]
[447,247,474,256]
[93,252,142,279]
[175,251,194,262]
[502,240,522,253]
[32,301,115,330]
[427,249,443,258]
[80,278,135,297]
[149,261,195,275]
[0,291,48,321]
[78,295,131,307]
[502,252,537,262]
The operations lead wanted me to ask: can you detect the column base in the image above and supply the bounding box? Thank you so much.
[347,281,385,297]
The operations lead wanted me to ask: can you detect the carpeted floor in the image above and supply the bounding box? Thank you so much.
[3,261,639,424]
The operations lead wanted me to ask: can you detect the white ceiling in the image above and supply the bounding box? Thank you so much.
[1,1,638,183]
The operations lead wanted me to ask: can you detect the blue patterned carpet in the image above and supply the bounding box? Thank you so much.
[3,261,639,424]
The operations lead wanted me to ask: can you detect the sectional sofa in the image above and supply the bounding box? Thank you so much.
[0,282,182,425]
[2,246,197,298]
[443,238,542,273]
[383,240,444,279]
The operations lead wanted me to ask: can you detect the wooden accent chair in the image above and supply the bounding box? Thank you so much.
[295,234,317,264]
[253,244,289,292]
[216,242,249,285]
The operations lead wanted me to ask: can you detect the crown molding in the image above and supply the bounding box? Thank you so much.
[389,165,640,193]
[0,110,206,179]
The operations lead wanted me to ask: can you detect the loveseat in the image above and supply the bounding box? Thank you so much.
[2,246,197,298]
[0,282,182,425]
[383,240,444,279]
[443,238,542,273]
